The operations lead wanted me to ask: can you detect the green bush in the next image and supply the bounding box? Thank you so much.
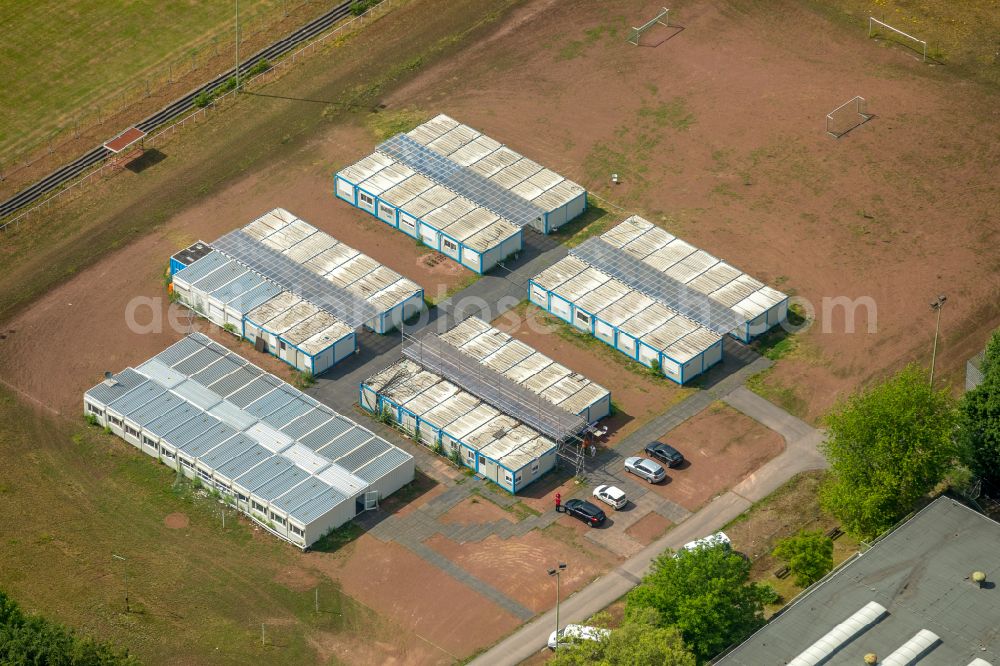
[0,589,138,664]
[84,413,98,427]
[351,0,382,16]
[193,90,213,108]
[773,530,834,587]
[223,323,237,335]
[247,59,271,76]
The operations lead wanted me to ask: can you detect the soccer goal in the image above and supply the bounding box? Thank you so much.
[869,17,927,62]
[826,96,873,138]
[628,7,669,46]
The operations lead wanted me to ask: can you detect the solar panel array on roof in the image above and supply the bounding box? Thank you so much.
[599,216,788,333]
[379,134,545,229]
[436,317,611,422]
[213,229,377,328]
[571,237,747,335]
[84,333,414,548]
[402,328,587,441]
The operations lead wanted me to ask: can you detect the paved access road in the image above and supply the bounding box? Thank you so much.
[469,386,827,666]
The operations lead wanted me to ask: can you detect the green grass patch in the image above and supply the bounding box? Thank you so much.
[365,108,428,141]
[310,522,363,553]
[557,20,624,60]
[552,197,616,248]
[746,367,808,419]
[425,272,481,307]
[0,0,293,157]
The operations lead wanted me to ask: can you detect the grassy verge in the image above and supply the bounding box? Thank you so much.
[0,387,387,663]
[426,272,481,307]
[0,0,518,326]
[551,197,617,247]
[722,471,858,617]
[746,367,808,419]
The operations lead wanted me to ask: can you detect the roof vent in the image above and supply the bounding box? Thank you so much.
[864,654,878,665]
[972,571,987,588]
[788,601,888,666]
[881,629,940,666]
[102,371,119,387]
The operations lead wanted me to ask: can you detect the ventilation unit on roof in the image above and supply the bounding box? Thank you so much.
[787,601,889,666]
[972,570,987,588]
[102,371,119,387]
[880,629,941,666]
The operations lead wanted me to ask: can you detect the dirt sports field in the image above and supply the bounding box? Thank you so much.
[1,0,999,663]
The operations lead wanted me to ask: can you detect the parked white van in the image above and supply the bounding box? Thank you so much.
[678,531,731,555]
[547,624,610,649]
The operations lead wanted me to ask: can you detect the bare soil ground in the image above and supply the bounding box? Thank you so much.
[625,512,673,546]
[636,402,785,512]
[163,512,190,529]
[312,534,521,661]
[387,0,1000,420]
[425,530,614,613]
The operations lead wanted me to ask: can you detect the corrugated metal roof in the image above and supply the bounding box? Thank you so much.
[85,334,413,535]
[172,251,229,286]
[270,476,334,516]
[84,368,147,405]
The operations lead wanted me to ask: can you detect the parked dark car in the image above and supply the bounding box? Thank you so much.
[563,499,606,527]
[645,441,685,468]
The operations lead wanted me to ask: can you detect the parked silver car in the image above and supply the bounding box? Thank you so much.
[624,456,666,483]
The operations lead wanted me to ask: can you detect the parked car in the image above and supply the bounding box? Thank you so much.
[592,484,627,510]
[644,441,685,468]
[547,624,610,650]
[563,499,607,527]
[677,531,732,556]
[624,456,666,483]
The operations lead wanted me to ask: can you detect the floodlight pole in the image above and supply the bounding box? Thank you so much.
[112,554,129,613]
[548,563,567,649]
[235,0,240,91]
[929,295,947,386]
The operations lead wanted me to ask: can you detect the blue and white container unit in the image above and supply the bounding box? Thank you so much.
[334,114,588,273]
[170,208,425,374]
[528,216,791,385]
[84,333,414,550]
[438,317,612,424]
[243,291,357,375]
[602,216,789,342]
[361,359,558,494]
[530,255,724,385]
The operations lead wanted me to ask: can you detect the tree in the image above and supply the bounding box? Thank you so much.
[819,364,957,538]
[0,589,138,665]
[625,544,772,663]
[773,530,833,587]
[959,329,1000,488]
[549,609,695,666]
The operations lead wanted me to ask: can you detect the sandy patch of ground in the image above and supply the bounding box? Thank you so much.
[163,512,190,529]
[424,529,616,613]
[313,534,520,660]
[625,511,672,546]
[637,402,785,511]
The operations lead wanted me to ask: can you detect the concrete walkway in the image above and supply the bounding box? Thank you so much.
[469,389,828,666]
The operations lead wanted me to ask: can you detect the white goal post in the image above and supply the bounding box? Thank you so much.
[826,96,873,138]
[628,7,669,46]
[869,17,927,62]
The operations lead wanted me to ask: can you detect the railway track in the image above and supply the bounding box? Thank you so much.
[0,0,353,220]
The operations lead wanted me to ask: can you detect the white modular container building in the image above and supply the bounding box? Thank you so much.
[361,359,558,494]
[334,114,588,273]
[243,291,357,374]
[436,317,611,423]
[530,255,724,384]
[84,333,414,550]
[171,208,425,373]
[528,216,790,384]
[601,216,789,341]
